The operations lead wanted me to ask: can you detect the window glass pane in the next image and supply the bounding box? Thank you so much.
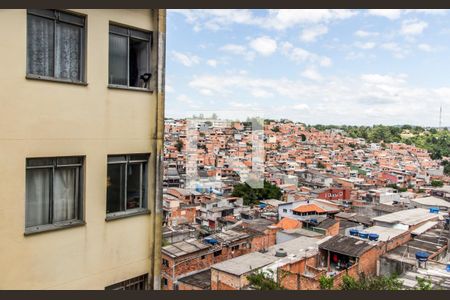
[55,22,81,81]
[129,38,149,88]
[59,12,84,26]
[130,29,150,41]
[27,14,54,77]
[26,168,51,227]
[107,163,126,213]
[108,155,127,163]
[127,164,142,209]
[57,156,82,166]
[53,167,78,222]
[129,154,149,162]
[110,24,128,35]
[28,9,56,19]
[109,34,128,86]
[27,158,54,167]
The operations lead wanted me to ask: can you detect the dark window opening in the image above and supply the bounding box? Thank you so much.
[109,24,151,89]
[106,154,149,216]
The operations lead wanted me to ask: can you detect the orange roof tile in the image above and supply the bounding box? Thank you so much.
[292,204,326,214]
[275,217,301,230]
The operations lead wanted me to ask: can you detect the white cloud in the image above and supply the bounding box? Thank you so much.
[367,9,402,20]
[417,43,433,52]
[300,25,328,42]
[293,103,310,110]
[263,9,357,30]
[355,42,376,49]
[249,36,277,56]
[207,59,218,67]
[281,42,332,67]
[220,44,255,60]
[172,51,200,67]
[354,30,379,38]
[170,9,357,32]
[381,42,409,58]
[400,19,428,36]
[301,67,322,81]
[187,71,450,125]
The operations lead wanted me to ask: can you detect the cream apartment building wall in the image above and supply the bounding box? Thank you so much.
[0,9,164,289]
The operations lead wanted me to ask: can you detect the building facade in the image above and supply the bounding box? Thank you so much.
[0,9,166,289]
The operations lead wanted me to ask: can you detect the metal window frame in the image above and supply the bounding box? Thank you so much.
[25,155,85,235]
[106,154,150,219]
[108,22,152,90]
[105,273,149,290]
[26,9,87,84]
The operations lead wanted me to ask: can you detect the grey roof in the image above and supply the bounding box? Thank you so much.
[162,239,211,258]
[212,236,327,276]
[178,269,211,289]
[319,235,375,257]
[411,196,450,208]
[207,230,249,244]
[211,252,276,276]
[372,208,440,226]
[362,225,408,242]
[316,218,339,230]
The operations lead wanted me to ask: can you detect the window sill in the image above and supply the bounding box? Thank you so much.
[26,74,88,86]
[105,208,151,221]
[24,220,86,236]
[108,84,153,93]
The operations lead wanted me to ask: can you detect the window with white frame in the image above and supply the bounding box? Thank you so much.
[25,156,84,232]
[27,9,86,82]
[106,154,149,217]
[108,24,152,89]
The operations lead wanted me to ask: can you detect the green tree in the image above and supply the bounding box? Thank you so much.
[431,180,444,187]
[416,276,433,290]
[339,274,403,290]
[175,139,183,152]
[247,270,285,290]
[319,275,334,290]
[231,180,282,206]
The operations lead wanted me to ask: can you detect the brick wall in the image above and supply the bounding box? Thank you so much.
[325,221,340,236]
[211,269,242,290]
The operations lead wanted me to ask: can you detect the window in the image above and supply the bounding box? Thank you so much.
[106,154,150,218]
[27,9,86,83]
[109,24,152,89]
[213,250,222,257]
[201,255,206,260]
[162,258,170,267]
[161,277,168,287]
[231,245,239,251]
[283,209,287,213]
[25,156,84,233]
[105,274,148,290]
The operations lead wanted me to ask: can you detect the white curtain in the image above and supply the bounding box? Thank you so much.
[27,15,54,77]
[109,34,128,85]
[55,22,81,81]
[26,169,51,227]
[53,168,77,222]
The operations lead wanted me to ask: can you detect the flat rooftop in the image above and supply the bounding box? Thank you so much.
[372,208,440,226]
[178,269,211,290]
[162,239,210,258]
[361,225,408,242]
[212,236,328,276]
[319,235,375,257]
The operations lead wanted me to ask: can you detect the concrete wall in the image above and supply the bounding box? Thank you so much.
[0,9,160,289]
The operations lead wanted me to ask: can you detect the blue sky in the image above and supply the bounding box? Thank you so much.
[166,9,450,126]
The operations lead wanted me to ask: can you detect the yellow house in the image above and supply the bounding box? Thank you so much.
[0,9,166,290]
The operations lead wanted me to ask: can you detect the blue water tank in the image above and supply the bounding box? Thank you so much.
[415,251,430,262]
[349,229,359,236]
[259,203,267,209]
[368,233,380,241]
[310,218,318,224]
[204,237,218,245]
[429,207,440,214]
[446,263,450,272]
[358,232,369,239]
